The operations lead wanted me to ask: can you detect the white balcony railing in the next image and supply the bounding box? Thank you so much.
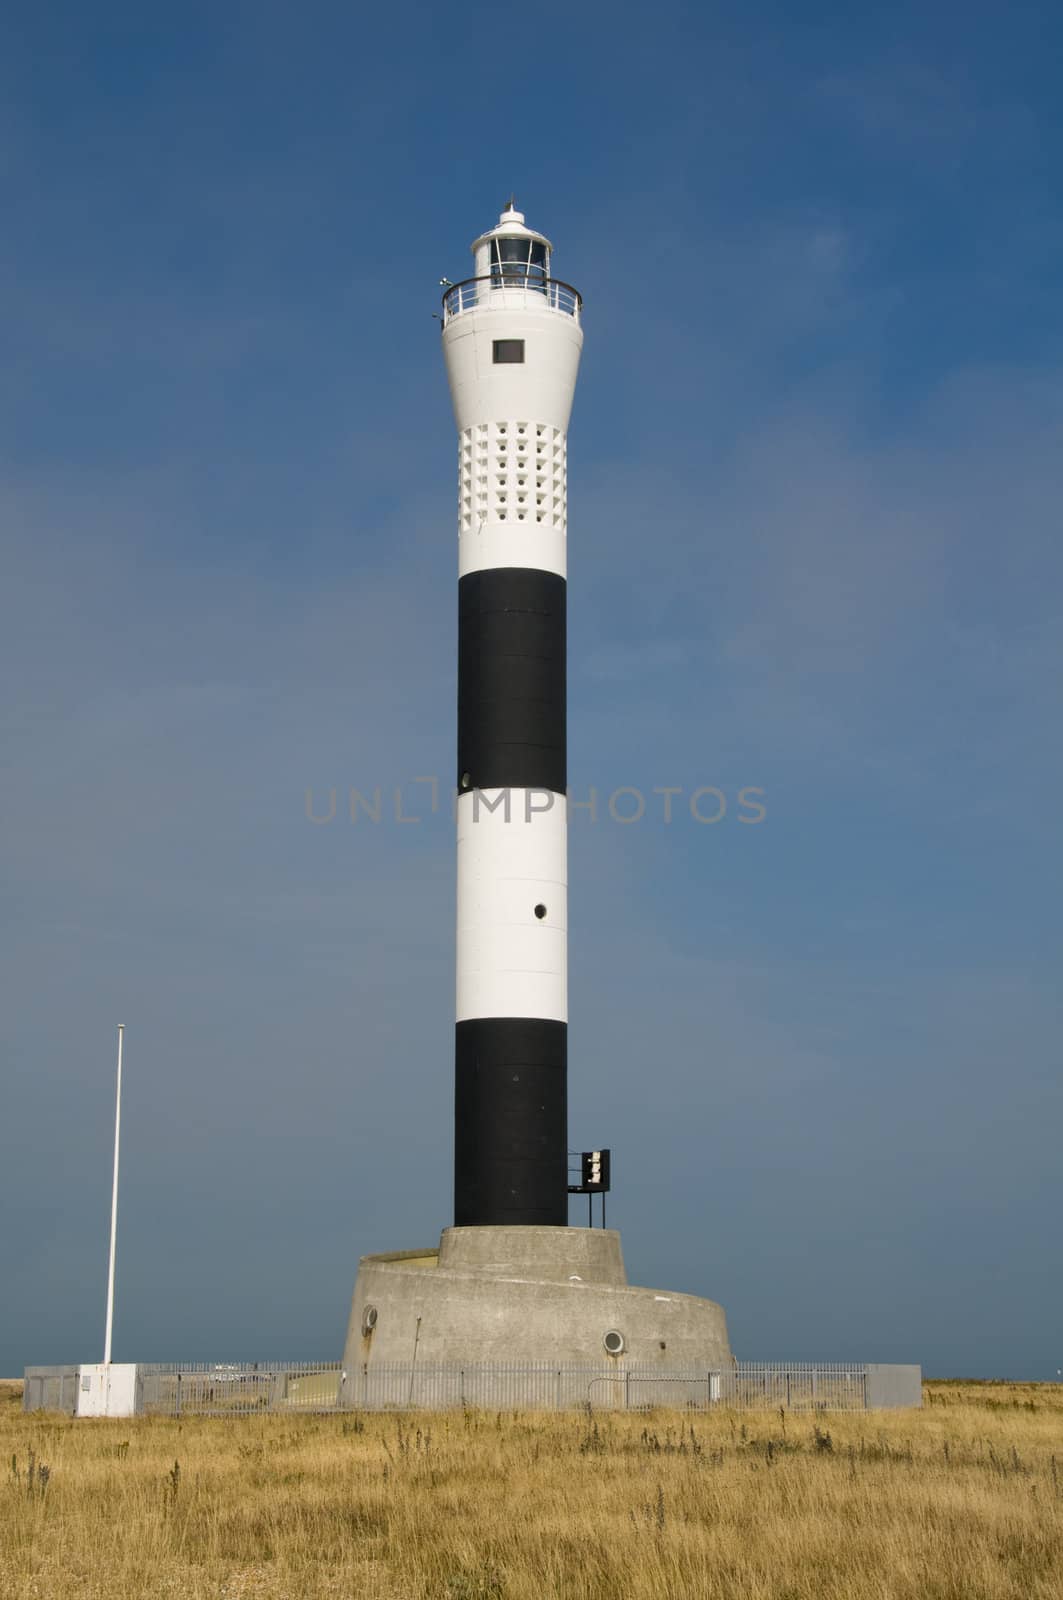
[442,275,582,327]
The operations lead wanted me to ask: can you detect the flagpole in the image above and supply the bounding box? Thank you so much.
[103,1023,124,1366]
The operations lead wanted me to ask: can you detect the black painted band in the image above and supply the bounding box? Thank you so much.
[458,568,566,794]
[455,1017,568,1226]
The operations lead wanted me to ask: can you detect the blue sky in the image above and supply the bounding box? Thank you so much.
[2,0,1061,1379]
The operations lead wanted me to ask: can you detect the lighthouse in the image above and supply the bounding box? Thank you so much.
[442,203,583,1228]
[338,205,730,1400]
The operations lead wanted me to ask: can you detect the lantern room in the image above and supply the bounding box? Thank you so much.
[471,201,553,290]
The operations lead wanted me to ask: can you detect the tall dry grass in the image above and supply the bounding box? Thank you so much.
[2,1380,1061,1599]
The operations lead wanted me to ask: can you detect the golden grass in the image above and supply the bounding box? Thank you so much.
[2,1380,1062,1598]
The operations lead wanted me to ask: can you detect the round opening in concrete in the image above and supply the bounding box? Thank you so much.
[603,1329,624,1356]
[361,1306,378,1336]
[534,903,547,920]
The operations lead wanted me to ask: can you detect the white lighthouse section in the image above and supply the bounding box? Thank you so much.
[456,790,568,1022]
[444,204,581,1042]
[443,204,583,579]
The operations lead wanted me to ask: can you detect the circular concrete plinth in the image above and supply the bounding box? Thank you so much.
[338,1226,730,1406]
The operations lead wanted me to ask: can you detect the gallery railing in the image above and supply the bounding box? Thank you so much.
[441,276,583,326]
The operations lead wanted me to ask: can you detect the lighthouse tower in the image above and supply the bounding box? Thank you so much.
[338,205,730,1399]
[442,203,583,1228]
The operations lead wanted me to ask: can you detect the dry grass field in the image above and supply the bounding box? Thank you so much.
[2,1379,1061,1599]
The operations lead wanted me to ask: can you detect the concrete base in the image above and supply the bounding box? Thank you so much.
[338,1226,730,1404]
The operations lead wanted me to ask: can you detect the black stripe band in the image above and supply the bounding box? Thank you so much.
[458,567,566,794]
[455,1017,567,1226]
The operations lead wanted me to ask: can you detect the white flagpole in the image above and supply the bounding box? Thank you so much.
[103,1023,124,1366]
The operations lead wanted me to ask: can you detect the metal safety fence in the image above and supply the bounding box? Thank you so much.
[24,1360,921,1415]
[22,1367,80,1414]
[344,1361,878,1413]
[137,1362,341,1415]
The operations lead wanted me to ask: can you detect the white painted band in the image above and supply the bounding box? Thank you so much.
[456,788,567,1023]
[459,522,565,579]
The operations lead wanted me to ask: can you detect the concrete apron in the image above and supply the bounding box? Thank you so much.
[338,1226,730,1403]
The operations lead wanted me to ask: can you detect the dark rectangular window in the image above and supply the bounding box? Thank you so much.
[493,339,525,364]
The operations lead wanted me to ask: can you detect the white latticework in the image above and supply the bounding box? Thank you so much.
[459,422,566,535]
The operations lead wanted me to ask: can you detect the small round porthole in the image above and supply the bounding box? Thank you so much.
[603,1329,625,1356]
[534,903,547,920]
[361,1305,378,1336]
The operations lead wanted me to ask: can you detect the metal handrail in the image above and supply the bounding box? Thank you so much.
[442,275,583,326]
